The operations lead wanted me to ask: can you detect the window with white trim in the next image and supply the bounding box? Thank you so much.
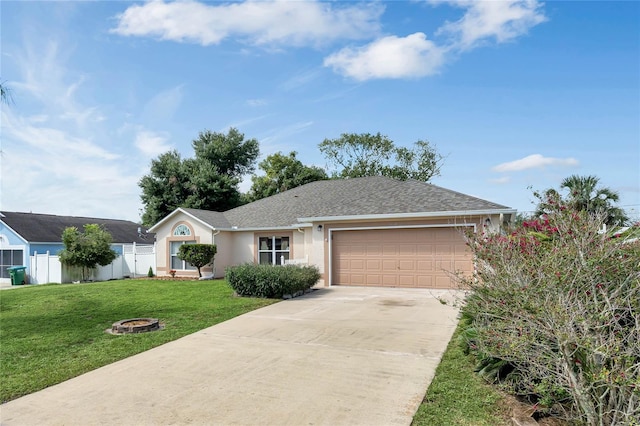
[173,224,191,236]
[258,236,289,265]
[170,241,197,270]
[0,249,24,279]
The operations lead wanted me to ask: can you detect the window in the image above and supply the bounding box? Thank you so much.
[173,224,191,236]
[258,236,289,265]
[0,249,24,279]
[170,241,197,270]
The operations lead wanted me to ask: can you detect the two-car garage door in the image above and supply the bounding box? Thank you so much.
[331,227,472,289]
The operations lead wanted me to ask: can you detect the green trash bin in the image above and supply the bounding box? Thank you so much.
[8,266,27,285]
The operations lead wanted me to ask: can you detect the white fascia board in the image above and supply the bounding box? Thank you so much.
[148,208,217,233]
[218,223,314,232]
[298,209,517,223]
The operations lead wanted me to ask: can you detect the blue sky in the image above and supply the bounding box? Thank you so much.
[1,0,638,223]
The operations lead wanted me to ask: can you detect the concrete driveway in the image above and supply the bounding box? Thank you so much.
[1,287,461,426]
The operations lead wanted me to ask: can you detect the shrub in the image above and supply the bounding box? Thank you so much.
[177,244,217,277]
[147,266,154,277]
[225,264,320,298]
[459,206,640,425]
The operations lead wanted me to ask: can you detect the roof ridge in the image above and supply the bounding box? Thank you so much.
[0,211,140,223]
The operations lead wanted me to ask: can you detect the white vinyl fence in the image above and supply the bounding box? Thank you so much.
[29,243,156,284]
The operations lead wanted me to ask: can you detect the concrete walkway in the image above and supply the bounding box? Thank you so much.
[1,287,461,426]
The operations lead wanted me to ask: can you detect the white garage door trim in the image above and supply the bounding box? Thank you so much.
[328,223,476,287]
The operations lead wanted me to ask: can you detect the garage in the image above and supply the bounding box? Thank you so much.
[331,226,473,289]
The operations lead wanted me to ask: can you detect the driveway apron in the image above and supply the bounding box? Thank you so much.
[1,287,461,426]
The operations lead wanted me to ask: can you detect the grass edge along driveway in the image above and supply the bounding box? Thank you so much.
[2,279,509,425]
[0,279,277,403]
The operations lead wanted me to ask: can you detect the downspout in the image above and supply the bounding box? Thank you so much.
[211,229,220,278]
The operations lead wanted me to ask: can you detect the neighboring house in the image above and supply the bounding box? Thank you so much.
[150,177,516,289]
[0,211,154,284]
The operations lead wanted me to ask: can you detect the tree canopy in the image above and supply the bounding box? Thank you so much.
[535,174,628,226]
[177,244,217,277]
[59,224,117,281]
[139,128,259,226]
[247,151,328,202]
[318,132,444,181]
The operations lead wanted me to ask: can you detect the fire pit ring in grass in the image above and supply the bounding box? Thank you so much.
[108,318,161,335]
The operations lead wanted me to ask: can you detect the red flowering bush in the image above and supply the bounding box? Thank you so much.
[461,205,639,425]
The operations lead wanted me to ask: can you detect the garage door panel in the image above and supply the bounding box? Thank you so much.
[398,260,415,270]
[398,244,416,256]
[382,259,397,270]
[382,275,398,286]
[398,275,416,287]
[349,259,365,270]
[416,244,434,255]
[366,259,382,271]
[454,260,474,273]
[366,245,382,256]
[363,274,378,285]
[416,260,434,271]
[332,227,471,289]
[434,276,455,289]
[382,245,398,256]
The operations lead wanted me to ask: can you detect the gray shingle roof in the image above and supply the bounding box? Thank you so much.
[180,209,231,229]
[0,211,153,244]
[196,176,511,229]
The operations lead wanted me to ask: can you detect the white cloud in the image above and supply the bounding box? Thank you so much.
[324,33,446,81]
[433,0,547,50]
[1,36,143,221]
[141,85,184,124]
[112,1,546,83]
[246,98,267,107]
[325,0,546,81]
[134,129,172,157]
[1,110,141,220]
[492,154,579,172]
[111,0,383,47]
[489,176,511,184]
[3,112,119,161]
[257,121,315,156]
[279,69,323,91]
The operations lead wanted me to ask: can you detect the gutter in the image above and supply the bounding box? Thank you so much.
[219,223,314,232]
[298,209,517,223]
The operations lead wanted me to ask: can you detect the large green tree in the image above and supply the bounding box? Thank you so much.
[139,128,259,226]
[318,132,444,181]
[192,128,259,178]
[535,175,628,226]
[247,151,328,201]
[59,224,117,282]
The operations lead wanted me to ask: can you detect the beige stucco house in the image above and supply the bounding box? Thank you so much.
[148,176,515,289]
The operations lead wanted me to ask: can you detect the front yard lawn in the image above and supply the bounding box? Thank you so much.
[0,279,277,403]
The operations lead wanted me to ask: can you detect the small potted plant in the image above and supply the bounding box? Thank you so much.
[169,269,176,278]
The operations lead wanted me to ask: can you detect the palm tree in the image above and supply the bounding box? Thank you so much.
[534,175,628,226]
[0,81,13,105]
[560,175,628,225]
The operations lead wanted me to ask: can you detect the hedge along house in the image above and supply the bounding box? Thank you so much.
[0,211,154,284]
[150,177,516,289]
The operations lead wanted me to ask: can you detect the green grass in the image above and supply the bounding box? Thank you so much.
[412,323,510,426]
[0,279,277,403]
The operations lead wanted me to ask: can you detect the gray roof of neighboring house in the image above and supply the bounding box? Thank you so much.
[177,177,513,229]
[0,211,153,244]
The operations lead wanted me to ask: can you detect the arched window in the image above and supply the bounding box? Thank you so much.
[173,224,191,236]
